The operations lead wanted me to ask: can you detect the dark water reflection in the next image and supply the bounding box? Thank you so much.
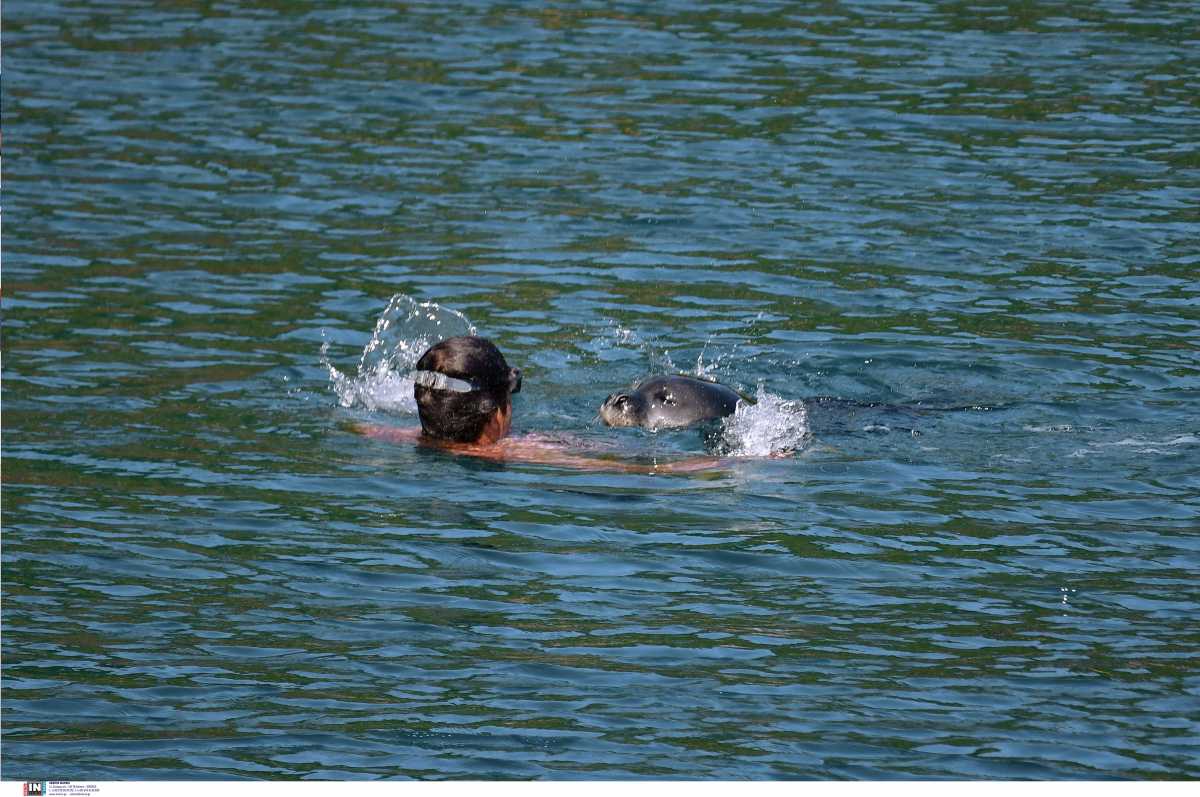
[4,0,1199,780]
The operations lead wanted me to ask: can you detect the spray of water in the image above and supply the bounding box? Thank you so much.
[323,294,475,414]
[715,384,811,457]
[586,320,677,372]
[695,343,736,382]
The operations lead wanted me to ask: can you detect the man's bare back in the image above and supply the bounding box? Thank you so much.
[355,423,720,474]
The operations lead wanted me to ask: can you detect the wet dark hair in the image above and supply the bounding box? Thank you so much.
[414,336,521,443]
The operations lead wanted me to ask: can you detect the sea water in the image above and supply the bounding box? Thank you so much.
[4,0,1197,780]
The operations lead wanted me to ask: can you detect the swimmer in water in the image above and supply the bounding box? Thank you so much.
[355,335,719,473]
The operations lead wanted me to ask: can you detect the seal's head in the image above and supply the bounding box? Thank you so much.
[599,389,649,428]
[600,375,742,430]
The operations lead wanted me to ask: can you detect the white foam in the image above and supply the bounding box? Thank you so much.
[717,385,811,457]
[1103,435,1198,448]
[1065,433,1197,459]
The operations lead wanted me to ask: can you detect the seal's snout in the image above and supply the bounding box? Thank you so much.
[599,392,635,427]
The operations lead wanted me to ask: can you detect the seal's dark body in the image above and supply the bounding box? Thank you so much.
[599,375,743,430]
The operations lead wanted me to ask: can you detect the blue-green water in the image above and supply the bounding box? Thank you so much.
[4,0,1198,780]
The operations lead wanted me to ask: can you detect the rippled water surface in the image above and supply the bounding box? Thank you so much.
[4,0,1199,780]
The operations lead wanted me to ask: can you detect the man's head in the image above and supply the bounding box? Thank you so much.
[413,336,521,443]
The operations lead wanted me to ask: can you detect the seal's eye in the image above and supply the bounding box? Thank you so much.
[615,395,629,407]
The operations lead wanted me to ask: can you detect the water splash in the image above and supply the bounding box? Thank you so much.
[715,385,811,457]
[694,343,731,382]
[323,294,476,413]
[586,320,676,372]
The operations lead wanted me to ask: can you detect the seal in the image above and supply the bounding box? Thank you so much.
[599,375,745,430]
